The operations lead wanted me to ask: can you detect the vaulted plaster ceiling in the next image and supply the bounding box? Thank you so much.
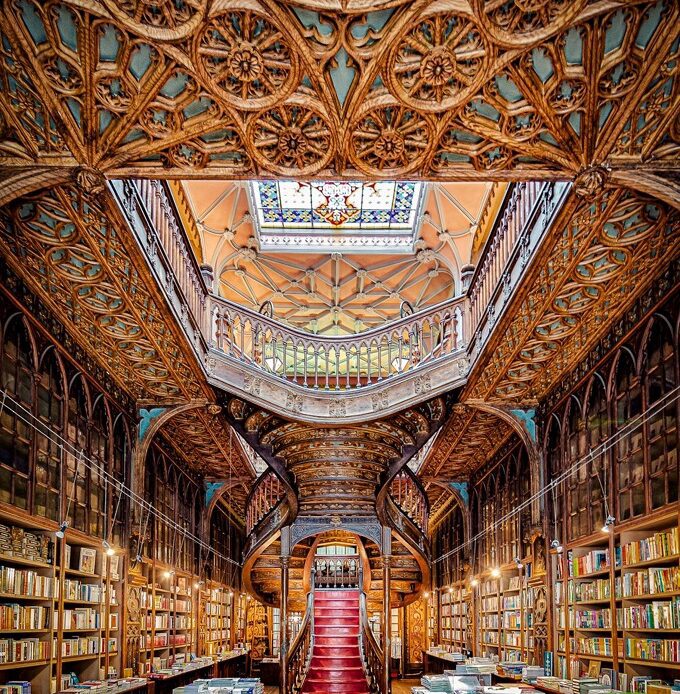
[174,180,503,334]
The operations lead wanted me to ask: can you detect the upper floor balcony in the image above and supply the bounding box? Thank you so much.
[109,177,569,420]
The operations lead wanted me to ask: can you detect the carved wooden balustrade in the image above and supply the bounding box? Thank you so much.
[128,179,210,337]
[313,554,360,589]
[467,181,571,356]
[287,579,315,694]
[211,294,465,391]
[246,470,285,536]
[388,468,428,535]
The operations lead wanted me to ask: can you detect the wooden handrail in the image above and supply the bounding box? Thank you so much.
[286,571,315,694]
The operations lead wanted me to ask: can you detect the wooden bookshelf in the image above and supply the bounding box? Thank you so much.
[0,512,56,693]
[203,582,233,656]
[552,508,680,686]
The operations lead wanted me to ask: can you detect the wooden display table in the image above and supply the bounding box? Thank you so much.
[422,650,465,675]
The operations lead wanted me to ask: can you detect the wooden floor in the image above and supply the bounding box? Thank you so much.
[263,679,420,693]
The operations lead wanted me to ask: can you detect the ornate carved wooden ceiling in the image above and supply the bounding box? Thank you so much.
[463,186,680,405]
[0,0,679,526]
[0,0,678,182]
[0,184,258,508]
[227,394,445,517]
[176,179,499,333]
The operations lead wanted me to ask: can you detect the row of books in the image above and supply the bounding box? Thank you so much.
[621,598,680,629]
[573,578,618,602]
[0,638,49,664]
[575,608,612,629]
[570,550,610,577]
[624,637,680,662]
[621,567,679,597]
[504,595,522,609]
[482,614,499,629]
[0,603,50,630]
[63,607,101,630]
[0,567,56,597]
[570,637,623,657]
[63,579,104,603]
[0,683,32,694]
[57,635,100,657]
[620,527,679,566]
[482,597,499,611]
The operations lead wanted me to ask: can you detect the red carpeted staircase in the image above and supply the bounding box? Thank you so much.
[302,589,369,693]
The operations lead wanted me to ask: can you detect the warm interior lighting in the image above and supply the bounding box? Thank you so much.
[448,587,454,594]
[550,539,563,554]
[470,578,479,587]
[491,567,501,578]
[56,521,68,539]
[423,591,430,598]
[102,540,115,557]
[163,570,174,579]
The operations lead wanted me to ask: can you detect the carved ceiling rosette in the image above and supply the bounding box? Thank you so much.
[385,10,492,113]
[247,98,335,175]
[470,0,588,48]
[194,9,301,111]
[348,97,434,175]
[101,0,209,41]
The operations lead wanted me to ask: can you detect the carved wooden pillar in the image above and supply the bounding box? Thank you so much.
[383,554,391,694]
[280,526,290,694]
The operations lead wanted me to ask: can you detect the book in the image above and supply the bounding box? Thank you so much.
[78,548,97,575]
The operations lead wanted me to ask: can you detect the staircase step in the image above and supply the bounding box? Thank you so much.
[315,616,359,627]
[315,590,359,599]
[302,681,368,693]
[313,646,360,657]
[314,607,360,618]
[311,656,363,669]
[314,635,358,647]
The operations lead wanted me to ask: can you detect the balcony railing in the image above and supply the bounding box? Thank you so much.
[313,555,360,589]
[210,294,465,391]
[467,180,571,357]
[388,468,428,535]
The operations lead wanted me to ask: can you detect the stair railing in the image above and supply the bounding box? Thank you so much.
[358,562,383,694]
[388,467,428,535]
[245,470,286,536]
[287,569,315,694]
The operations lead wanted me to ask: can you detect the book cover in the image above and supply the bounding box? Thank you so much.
[78,547,97,574]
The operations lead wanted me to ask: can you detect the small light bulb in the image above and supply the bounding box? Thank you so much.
[424,591,430,598]
[491,567,501,578]
[602,514,616,533]
[56,521,68,539]
[194,582,201,590]
[448,587,454,594]
[470,578,479,587]
[163,570,172,579]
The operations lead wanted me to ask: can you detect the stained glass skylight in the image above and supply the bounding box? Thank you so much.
[249,180,425,253]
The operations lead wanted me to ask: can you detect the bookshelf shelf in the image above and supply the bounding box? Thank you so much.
[0,659,50,670]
